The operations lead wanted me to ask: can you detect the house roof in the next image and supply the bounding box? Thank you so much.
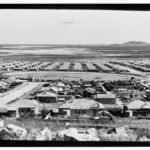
[85,87,96,94]
[103,104,123,110]
[2,78,16,84]
[126,100,145,110]
[96,93,116,99]
[56,82,65,87]
[38,87,51,92]
[141,102,150,109]
[7,99,36,111]
[36,91,57,97]
[51,86,63,92]
[58,99,104,110]
[0,107,7,113]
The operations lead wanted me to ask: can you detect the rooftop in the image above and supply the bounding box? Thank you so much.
[58,99,104,110]
[7,99,36,111]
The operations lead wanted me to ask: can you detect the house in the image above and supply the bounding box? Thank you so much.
[36,91,57,103]
[125,100,146,117]
[0,80,9,91]
[58,99,104,118]
[94,93,116,104]
[94,93,123,115]
[7,99,36,118]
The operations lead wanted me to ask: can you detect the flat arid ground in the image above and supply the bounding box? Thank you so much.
[1,42,150,62]
[1,42,149,80]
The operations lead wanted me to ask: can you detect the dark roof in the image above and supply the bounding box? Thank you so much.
[36,91,57,97]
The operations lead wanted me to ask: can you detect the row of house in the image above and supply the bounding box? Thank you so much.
[5,97,150,119]
[3,79,150,119]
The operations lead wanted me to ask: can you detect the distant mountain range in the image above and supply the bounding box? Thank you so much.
[110,41,150,47]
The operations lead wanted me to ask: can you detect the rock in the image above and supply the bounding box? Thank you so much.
[64,128,99,141]
[88,128,98,138]
[115,126,137,141]
[36,127,52,141]
[27,129,40,140]
[139,136,150,141]
[6,124,27,140]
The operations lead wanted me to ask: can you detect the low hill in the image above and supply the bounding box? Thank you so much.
[122,41,150,46]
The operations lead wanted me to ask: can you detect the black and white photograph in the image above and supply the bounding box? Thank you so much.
[0,3,150,146]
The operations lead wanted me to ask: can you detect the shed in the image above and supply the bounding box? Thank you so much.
[36,91,57,103]
[94,93,116,104]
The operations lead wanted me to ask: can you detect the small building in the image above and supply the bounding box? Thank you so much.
[94,93,116,104]
[58,99,104,118]
[36,91,57,103]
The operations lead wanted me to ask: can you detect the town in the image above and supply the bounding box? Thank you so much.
[1,59,150,141]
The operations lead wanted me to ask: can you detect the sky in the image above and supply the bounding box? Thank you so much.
[0,9,150,45]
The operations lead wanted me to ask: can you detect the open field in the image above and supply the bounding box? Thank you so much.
[4,71,142,81]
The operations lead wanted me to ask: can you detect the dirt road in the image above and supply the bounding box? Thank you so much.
[0,82,42,109]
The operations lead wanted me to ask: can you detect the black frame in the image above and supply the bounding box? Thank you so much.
[0,3,150,147]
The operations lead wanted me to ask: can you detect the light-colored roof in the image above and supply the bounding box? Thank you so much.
[126,100,145,110]
[59,99,104,110]
[7,99,36,111]
[36,91,57,97]
[51,86,63,92]
[141,102,150,109]
[56,82,65,87]
[96,94,116,99]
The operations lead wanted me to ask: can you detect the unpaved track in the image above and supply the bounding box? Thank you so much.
[0,82,41,108]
